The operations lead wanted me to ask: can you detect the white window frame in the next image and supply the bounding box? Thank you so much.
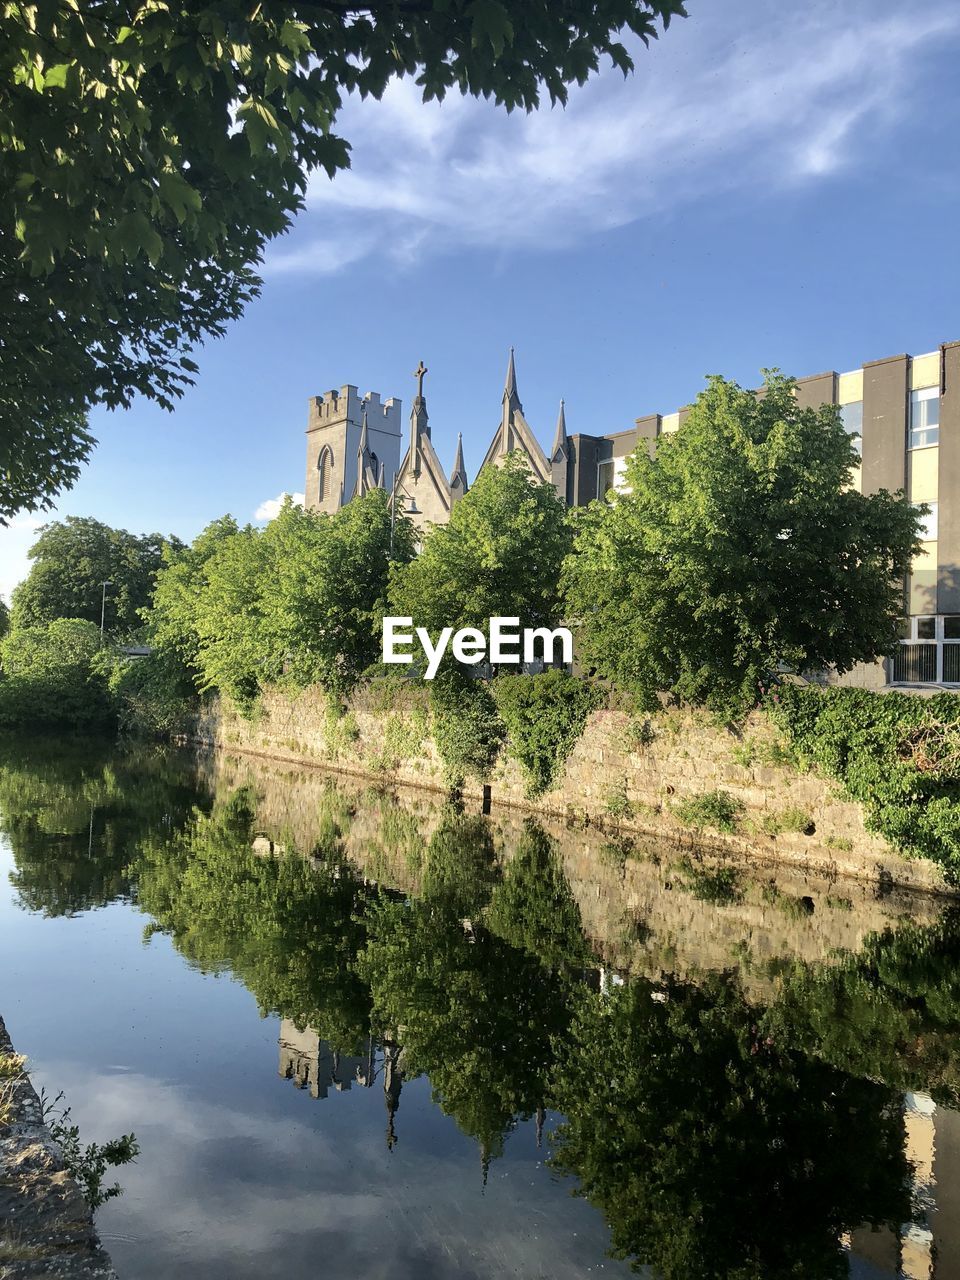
[909,386,940,451]
[894,615,960,685]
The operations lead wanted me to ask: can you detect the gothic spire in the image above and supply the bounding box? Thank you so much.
[449,432,468,495]
[552,398,568,460]
[356,406,373,497]
[502,346,521,416]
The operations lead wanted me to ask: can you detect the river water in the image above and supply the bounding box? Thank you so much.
[1,737,959,1280]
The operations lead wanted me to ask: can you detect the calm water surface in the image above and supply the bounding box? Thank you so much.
[1,738,959,1280]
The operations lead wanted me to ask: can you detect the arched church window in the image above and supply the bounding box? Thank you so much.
[317,445,334,500]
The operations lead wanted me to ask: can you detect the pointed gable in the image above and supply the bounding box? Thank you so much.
[479,348,552,484]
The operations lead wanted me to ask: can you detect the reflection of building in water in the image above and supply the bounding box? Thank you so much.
[277,1019,406,1148]
[278,1019,374,1100]
[849,1092,960,1279]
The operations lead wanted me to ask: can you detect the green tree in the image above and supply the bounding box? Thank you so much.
[0,1,685,520]
[0,618,114,730]
[551,974,911,1280]
[564,372,922,718]
[492,668,602,796]
[173,491,411,706]
[390,452,571,647]
[11,516,183,633]
[148,515,241,675]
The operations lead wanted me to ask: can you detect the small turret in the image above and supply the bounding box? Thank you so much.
[449,432,468,502]
[552,399,568,462]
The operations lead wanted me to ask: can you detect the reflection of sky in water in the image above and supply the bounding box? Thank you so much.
[0,843,634,1279]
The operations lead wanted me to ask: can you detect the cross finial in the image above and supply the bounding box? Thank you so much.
[413,360,428,399]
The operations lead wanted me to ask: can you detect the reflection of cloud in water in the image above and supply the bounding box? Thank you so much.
[55,1063,626,1280]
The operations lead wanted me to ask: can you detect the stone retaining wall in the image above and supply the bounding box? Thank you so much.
[0,1018,116,1280]
[197,685,956,896]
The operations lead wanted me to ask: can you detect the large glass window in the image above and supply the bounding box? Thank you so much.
[910,386,940,450]
[597,459,614,496]
[839,401,863,456]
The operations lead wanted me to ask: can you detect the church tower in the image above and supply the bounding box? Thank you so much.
[305,384,402,515]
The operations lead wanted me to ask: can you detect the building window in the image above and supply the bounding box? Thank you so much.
[893,616,960,685]
[317,445,334,500]
[597,457,629,499]
[916,502,938,541]
[839,401,863,456]
[909,387,940,450]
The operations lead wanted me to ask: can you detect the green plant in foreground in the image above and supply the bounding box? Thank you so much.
[430,674,505,788]
[40,1090,139,1209]
[675,790,744,835]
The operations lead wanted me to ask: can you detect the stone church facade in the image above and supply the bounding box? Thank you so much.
[303,349,593,534]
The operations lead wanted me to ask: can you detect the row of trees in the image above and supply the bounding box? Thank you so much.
[0,370,923,728]
[156,371,921,720]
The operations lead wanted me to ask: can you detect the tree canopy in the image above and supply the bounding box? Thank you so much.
[1,0,686,520]
[390,451,571,645]
[563,372,922,718]
[10,515,183,634]
[149,490,414,704]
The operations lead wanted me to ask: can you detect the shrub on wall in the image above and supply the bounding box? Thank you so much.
[492,670,603,798]
[429,673,505,788]
[768,685,960,879]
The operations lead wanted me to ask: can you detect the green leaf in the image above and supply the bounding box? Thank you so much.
[158,171,202,223]
[43,63,71,90]
[467,0,514,57]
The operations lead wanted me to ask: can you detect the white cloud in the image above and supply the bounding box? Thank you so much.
[264,0,959,276]
[254,492,305,521]
[0,513,45,603]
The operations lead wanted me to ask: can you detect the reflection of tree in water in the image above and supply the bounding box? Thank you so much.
[0,736,207,916]
[13,747,960,1274]
[134,787,375,1051]
[550,973,911,1280]
[764,910,960,1103]
[359,811,587,1170]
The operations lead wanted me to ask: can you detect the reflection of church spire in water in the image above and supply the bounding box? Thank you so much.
[536,1104,545,1150]
[383,1039,404,1152]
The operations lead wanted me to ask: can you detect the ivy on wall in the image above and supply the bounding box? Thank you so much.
[768,685,960,879]
[492,670,604,798]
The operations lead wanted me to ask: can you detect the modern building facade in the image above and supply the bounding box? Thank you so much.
[304,341,959,687]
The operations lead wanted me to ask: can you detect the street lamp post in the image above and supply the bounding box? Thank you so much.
[100,580,112,641]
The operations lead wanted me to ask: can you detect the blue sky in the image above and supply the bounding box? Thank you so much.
[3,0,960,599]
